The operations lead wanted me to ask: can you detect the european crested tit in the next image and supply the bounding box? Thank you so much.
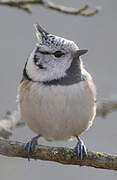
[18,24,96,161]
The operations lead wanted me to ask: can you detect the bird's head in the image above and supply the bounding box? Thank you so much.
[25,24,88,83]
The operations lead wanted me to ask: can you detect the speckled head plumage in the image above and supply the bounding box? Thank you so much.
[23,23,88,84]
[34,24,78,51]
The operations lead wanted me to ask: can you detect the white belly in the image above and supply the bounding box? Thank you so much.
[18,77,96,141]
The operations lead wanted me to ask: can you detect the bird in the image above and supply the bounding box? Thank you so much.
[18,23,96,161]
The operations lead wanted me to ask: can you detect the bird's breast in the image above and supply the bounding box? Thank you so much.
[18,73,96,141]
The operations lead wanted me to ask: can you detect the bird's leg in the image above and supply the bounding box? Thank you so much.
[24,135,40,160]
[76,136,87,161]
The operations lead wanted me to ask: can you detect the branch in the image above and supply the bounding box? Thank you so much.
[0,0,99,16]
[0,138,117,171]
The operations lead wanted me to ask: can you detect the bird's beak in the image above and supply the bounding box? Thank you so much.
[77,49,88,57]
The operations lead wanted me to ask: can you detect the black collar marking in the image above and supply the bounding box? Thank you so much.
[21,60,33,83]
[22,61,32,82]
[22,56,86,86]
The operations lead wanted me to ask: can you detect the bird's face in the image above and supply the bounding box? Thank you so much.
[25,24,87,82]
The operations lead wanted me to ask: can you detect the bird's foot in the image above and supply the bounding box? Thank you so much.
[24,135,40,160]
[76,137,87,162]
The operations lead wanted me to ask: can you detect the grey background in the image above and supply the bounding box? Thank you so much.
[0,0,117,179]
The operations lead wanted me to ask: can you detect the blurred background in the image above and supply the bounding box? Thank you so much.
[0,0,117,179]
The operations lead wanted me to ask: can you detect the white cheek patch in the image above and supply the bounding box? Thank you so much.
[47,58,72,80]
[26,48,73,82]
[35,58,72,82]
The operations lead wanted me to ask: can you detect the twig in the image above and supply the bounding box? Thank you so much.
[0,111,24,138]
[0,0,99,16]
[0,138,117,171]
[96,98,117,118]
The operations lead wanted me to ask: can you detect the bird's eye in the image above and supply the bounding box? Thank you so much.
[53,51,64,58]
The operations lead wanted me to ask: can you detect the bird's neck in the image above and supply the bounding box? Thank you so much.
[44,57,86,86]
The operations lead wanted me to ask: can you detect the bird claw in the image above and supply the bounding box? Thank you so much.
[76,137,87,162]
[24,135,40,160]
